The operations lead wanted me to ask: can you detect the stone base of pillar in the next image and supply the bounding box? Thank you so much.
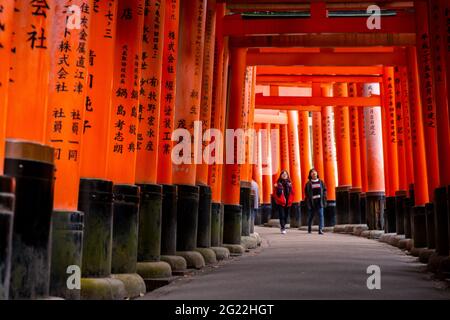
[324,200,336,227]
[160,255,188,275]
[176,185,200,252]
[398,238,413,251]
[427,253,450,278]
[111,273,146,299]
[161,184,178,256]
[336,186,351,225]
[136,261,174,292]
[175,251,205,269]
[194,247,217,265]
[250,232,262,246]
[241,236,258,250]
[353,224,369,236]
[349,188,362,224]
[434,187,449,256]
[395,190,407,236]
[223,204,242,245]
[360,230,385,239]
[412,206,428,249]
[210,247,230,261]
[365,191,385,230]
[80,277,126,300]
[385,196,397,234]
[222,244,246,256]
[425,202,436,250]
[417,248,436,264]
[50,210,84,300]
[289,202,300,228]
[0,176,14,300]
[379,233,397,243]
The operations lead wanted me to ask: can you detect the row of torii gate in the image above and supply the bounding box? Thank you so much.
[0,0,450,300]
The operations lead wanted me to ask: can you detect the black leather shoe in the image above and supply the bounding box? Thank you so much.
[318,230,324,235]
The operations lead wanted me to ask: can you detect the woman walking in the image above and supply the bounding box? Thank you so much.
[305,168,327,235]
[272,170,294,234]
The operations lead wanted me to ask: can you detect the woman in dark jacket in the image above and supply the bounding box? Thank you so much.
[272,170,294,234]
[304,168,327,235]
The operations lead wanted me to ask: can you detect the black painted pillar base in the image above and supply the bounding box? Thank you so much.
[360,193,367,225]
[5,140,55,300]
[404,198,413,239]
[250,194,255,234]
[448,185,450,251]
[261,204,271,224]
[137,184,163,262]
[270,196,279,219]
[300,201,308,227]
[211,202,222,247]
[324,200,336,227]
[78,179,126,300]
[223,204,242,245]
[336,186,351,225]
[0,176,14,300]
[176,185,199,252]
[349,188,362,225]
[425,202,435,250]
[240,183,251,237]
[50,210,83,300]
[365,192,385,230]
[197,185,212,248]
[111,184,140,275]
[385,196,397,234]
[395,190,407,235]
[111,184,145,298]
[412,206,427,248]
[289,202,300,228]
[254,207,262,226]
[161,184,177,256]
[434,186,449,256]
[78,179,113,278]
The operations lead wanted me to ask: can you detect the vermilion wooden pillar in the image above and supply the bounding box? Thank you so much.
[321,84,338,226]
[357,83,369,225]
[407,47,430,251]
[363,83,386,231]
[287,111,302,228]
[298,110,312,192]
[261,122,273,224]
[46,0,92,300]
[208,2,228,249]
[428,0,450,258]
[270,123,280,220]
[333,82,352,225]
[106,0,146,297]
[172,0,207,266]
[77,0,123,301]
[393,66,408,235]
[222,47,246,247]
[382,67,399,233]
[348,83,362,224]
[311,83,324,180]
[0,1,14,174]
[280,124,290,174]
[134,0,174,284]
[6,0,55,300]
[196,0,217,255]
[0,0,15,301]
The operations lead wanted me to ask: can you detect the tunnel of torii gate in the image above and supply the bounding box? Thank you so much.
[0,0,450,300]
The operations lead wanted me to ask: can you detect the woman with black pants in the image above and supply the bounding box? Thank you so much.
[272,170,295,234]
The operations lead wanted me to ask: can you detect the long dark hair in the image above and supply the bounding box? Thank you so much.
[277,170,290,183]
[308,168,319,180]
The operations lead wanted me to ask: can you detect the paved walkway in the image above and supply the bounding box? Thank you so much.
[141,227,450,300]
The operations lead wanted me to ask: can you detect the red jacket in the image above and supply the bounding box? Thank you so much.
[272,180,295,207]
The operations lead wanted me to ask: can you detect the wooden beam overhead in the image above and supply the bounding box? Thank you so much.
[256,75,383,84]
[256,66,385,76]
[256,94,382,108]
